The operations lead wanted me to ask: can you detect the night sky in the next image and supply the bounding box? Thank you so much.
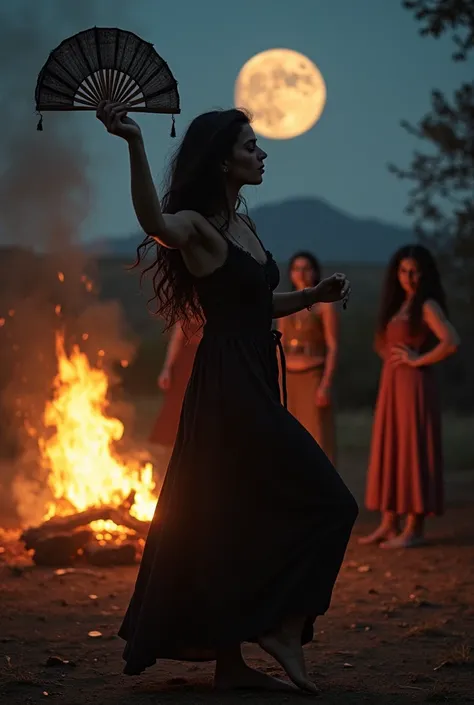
[2,0,471,241]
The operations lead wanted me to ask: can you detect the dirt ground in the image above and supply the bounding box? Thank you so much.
[1,489,474,704]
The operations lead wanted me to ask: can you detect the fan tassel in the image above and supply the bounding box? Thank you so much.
[170,115,176,138]
[36,113,43,131]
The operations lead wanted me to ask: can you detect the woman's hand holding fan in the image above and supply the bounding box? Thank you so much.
[96,101,142,142]
[34,27,180,135]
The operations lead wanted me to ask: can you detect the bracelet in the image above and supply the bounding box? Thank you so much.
[303,288,313,311]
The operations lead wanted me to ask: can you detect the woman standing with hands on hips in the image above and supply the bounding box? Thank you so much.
[96,99,357,695]
[361,245,459,549]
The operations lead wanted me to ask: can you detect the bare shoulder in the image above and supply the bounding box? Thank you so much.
[161,210,220,249]
[163,210,228,277]
[422,298,447,320]
[423,298,460,345]
[168,210,218,235]
[162,209,201,229]
[238,212,257,230]
[176,210,203,222]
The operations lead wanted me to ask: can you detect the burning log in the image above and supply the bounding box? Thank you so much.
[22,491,150,548]
[32,529,93,567]
[21,492,151,566]
[108,508,150,538]
[106,489,151,538]
[22,507,115,550]
[83,541,137,566]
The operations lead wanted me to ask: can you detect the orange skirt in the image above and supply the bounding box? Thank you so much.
[286,366,336,465]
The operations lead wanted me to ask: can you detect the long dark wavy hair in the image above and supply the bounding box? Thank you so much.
[132,108,251,329]
[377,244,448,336]
[288,251,322,289]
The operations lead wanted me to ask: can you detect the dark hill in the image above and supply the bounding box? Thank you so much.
[92,196,412,263]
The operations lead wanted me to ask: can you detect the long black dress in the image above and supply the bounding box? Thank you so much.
[120,228,358,674]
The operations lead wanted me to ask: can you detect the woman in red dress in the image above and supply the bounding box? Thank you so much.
[360,245,459,548]
[149,319,202,464]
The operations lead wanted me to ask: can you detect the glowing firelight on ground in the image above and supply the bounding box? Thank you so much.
[40,332,156,531]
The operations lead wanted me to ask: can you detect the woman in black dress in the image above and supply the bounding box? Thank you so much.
[97,101,358,694]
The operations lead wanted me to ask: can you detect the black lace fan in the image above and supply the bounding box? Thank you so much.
[35,27,180,135]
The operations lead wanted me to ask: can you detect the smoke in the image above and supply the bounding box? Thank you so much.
[0,1,144,527]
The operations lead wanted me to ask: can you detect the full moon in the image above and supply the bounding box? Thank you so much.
[234,48,327,140]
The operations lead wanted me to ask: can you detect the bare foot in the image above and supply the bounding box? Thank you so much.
[358,526,398,545]
[380,534,426,549]
[258,634,319,694]
[214,663,299,692]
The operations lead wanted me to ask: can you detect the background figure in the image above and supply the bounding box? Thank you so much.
[279,251,338,463]
[149,319,202,466]
[361,245,459,549]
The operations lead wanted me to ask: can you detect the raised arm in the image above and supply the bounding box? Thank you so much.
[128,137,198,249]
[96,101,197,250]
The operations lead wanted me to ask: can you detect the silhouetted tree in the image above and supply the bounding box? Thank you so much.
[390,1,474,409]
[403,0,474,60]
[391,0,474,307]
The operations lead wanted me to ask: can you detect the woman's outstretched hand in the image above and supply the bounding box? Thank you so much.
[314,273,351,306]
[96,101,142,142]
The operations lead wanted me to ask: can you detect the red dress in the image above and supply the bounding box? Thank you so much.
[149,323,202,448]
[365,318,444,516]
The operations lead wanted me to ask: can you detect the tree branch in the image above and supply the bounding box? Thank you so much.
[403,0,474,60]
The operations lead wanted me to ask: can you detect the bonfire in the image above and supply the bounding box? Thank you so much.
[20,330,158,566]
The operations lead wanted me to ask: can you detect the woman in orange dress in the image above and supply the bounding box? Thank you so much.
[360,245,459,548]
[149,319,202,464]
[279,252,338,463]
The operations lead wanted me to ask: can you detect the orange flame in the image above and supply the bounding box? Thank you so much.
[40,332,156,530]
